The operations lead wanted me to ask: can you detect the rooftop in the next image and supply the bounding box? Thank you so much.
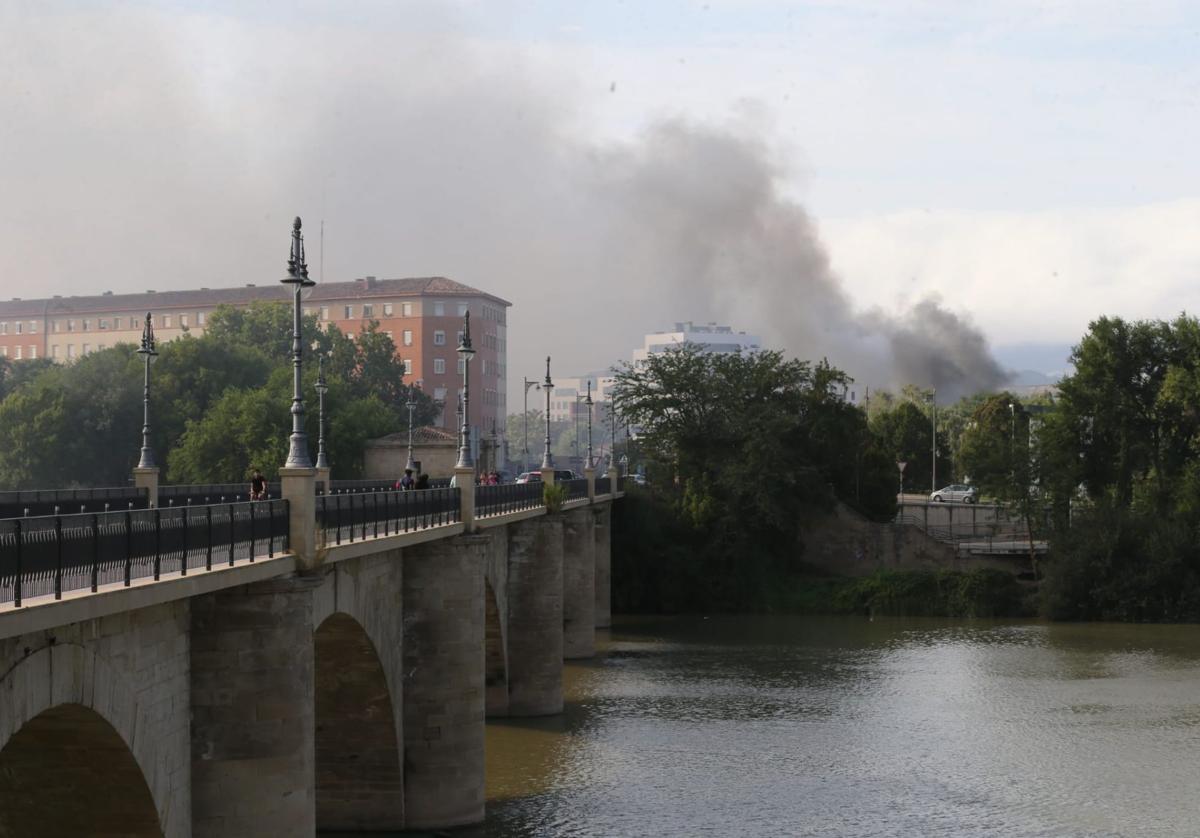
[0,276,510,318]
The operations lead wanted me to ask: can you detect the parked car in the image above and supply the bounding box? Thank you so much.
[931,484,977,503]
[515,470,577,484]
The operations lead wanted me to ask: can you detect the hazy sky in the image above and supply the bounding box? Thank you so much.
[4,1,1199,401]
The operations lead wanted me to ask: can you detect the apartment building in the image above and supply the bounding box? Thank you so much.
[632,321,761,363]
[0,276,510,434]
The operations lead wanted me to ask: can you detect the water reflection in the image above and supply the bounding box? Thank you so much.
[470,616,1200,838]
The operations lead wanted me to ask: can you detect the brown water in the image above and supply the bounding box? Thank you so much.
[468,615,1200,837]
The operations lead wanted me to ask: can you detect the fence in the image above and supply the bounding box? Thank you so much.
[0,500,288,607]
[564,478,589,501]
[594,476,611,496]
[316,487,460,546]
[0,487,150,519]
[158,483,281,506]
[476,482,544,517]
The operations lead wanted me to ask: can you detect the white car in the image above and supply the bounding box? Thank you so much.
[931,484,977,503]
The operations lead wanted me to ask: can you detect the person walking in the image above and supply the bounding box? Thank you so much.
[249,469,268,501]
[397,468,415,490]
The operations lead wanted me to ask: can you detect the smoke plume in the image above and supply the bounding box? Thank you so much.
[0,5,1010,403]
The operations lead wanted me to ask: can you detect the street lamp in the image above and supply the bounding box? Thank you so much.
[574,393,584,467]
[585,381,594,469]
[135,312,157,469]
[281,217,315,469]
[314,355,329,469]
[609,399,616,470]
[405,385,418,472]
[455,312,476,470]
[541,356,554,469]
[523,376,540,471]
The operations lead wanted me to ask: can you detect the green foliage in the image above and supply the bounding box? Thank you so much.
[832,569,1031,618]
[0,302,438,488]
[543,483,567,513]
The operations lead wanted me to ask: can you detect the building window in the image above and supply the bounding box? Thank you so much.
[29,346,36,359]
[383,303,393,316]
[51,345,59,359]
[385,331,393,341]
[99,318,109,330]
[82,319,90,331]
[403,359,413,375]
[433,358,445,374]
[481,359,487,375]
[198,311,206,326]
[433,330,445,346]
[434,386,447,401]
[163,315,171,328]
[28,322,37,334]
[457,358,465,374]
[402,302,413,317]
[14,322,21,335]
[0,323,6,335]
[344,305,353,319]
[433,302,445,316]
[111,318,121,330]
[457,303,468,316]
[362,304,374,318]
[13,346,21,360]
[67,320,75,332]
[319,306,329,321]
[180,314,189,328]
[402,330,413,346]
[0,346,6,356]
[67,344,75,359]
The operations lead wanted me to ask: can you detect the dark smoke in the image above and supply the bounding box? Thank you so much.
[0,7,1011,403]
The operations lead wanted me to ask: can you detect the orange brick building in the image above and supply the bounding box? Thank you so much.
[0,276,510,437]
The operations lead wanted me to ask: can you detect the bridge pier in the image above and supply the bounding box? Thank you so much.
[401,535,487,829]
[594,502,612,629]
[190,576,319,838]
[506,516,564,716]
[562,507,596,659]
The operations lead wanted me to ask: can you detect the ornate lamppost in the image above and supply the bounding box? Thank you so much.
[314,355,329,469]
[541,356,554,469]
[136,312,157,469]
[455,312,476,469]
[281,217,315,469]
[523,376,540,471]
[585,381,594,469]
[405,386,418,472]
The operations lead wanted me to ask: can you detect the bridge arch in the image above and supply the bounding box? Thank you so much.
[0,645,164,836]
[314,610,404,831]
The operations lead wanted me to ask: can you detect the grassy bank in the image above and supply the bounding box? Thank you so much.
[774,569,1034,619]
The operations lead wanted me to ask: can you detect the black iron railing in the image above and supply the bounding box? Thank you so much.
[0,487,150,519]
[564,478,589,501]
[158,483,281,505]
[476,482,544,517]
[325,479,400,494]
[595,476,611,495]
[316,487,460,546]
[0,499,288,607]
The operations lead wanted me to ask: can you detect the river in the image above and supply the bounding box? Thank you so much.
[466,615,1200,837]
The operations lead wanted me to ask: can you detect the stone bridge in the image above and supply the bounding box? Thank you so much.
[0,467,621,837]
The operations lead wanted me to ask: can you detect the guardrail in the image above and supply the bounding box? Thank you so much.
[316,487,460,546]
[0,487,150,519]
[563,478,589,501]
[595,476,611,495]
[159,483,280,505]
[476,482,544,517]
[0,499,288,607]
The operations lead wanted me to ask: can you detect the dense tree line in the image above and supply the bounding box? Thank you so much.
[0,302,438,489]
[611,313,1200,622]
[610,346,896,611]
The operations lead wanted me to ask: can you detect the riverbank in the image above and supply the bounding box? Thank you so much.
[775,568,1034,619]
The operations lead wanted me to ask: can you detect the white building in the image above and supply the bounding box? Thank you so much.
[632,321,761,364]
[547,373,617,423]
